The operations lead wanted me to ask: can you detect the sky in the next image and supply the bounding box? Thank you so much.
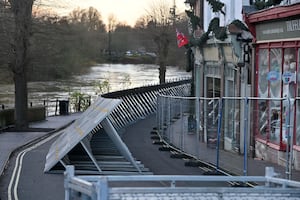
[46,0,187,26]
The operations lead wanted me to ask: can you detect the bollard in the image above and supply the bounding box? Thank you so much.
[55,99,58,115]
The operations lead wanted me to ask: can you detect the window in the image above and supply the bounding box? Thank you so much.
[256,47,299,146]
[224,66,236,140]
[297,48,300,146]
[205,76,220,145]
[269,48,282,143]
[257,49,269,140]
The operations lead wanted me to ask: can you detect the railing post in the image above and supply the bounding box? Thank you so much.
[243,97,249,176]
[216,98,223,170]
[64,165,75,200]
[195,97,200,158]
[98,177,108,200]
[168,96,171,143]
[285,97,294,180]
[55,98,58,116]
[78,97,81,112]
[180,98,184,150]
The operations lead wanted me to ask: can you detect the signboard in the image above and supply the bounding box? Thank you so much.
[256,18,300,41]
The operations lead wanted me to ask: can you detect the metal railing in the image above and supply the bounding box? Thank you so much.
[61,81,300,199]
[157,95,300,178]
[64,165,300,200]
[102,79,191,130]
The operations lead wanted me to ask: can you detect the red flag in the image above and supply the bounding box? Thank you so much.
[176,29,189,48]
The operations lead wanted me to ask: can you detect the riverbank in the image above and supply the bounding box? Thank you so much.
[0,64,192,113]
[108,55,156,64]
[0,58,156,85]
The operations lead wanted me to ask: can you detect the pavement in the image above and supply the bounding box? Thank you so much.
[123,114,300,181]
[1,112,300,182]
[0,113,81,176]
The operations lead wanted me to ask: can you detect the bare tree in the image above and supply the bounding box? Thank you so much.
[107,14,118,59]
[0,1,14,83]
[8,0,34,130]
[134,15,151,29]
[68,7,105,32]
[146,0,172,84]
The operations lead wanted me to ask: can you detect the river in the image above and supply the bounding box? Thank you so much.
[0,63,191,112]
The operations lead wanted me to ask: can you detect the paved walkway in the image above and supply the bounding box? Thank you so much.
[123,114,300,181]
[0,113,81,176]
[162,115,300,180]
[1,112,300,182]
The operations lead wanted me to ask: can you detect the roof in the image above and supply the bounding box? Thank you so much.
[245,2,300,24]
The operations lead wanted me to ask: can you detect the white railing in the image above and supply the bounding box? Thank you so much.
[64,165,300,200]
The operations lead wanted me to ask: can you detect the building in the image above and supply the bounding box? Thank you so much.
[185,0,252,153]
[185,0,300,171]
[244,1,300,169]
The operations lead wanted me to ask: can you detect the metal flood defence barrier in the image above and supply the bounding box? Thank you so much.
[45,79,191,175]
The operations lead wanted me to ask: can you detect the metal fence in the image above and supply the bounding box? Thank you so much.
[157,95,300,178]
[64,165,300,200]
[102,79,191,130]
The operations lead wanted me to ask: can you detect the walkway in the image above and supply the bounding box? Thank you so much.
[122,114,300,181]
[0,113,81,176]
[0,112,300,199]
[1,113,300,180]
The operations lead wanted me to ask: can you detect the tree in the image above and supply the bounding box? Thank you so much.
[0,1,14,83]
[134,16,149,30]
[27,7,107,81]
[146,0,173,84]
[68,7,105,32]
[8,0,34,130]
[107,14,117,59]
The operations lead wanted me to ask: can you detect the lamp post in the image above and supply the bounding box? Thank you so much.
[236,33,252,176]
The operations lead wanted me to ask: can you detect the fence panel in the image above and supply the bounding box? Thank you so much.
[64,165,300,200]
[157,96,296,176]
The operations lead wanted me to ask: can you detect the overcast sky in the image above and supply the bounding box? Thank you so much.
[45,0,186,26]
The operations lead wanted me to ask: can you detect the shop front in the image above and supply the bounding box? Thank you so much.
[193,40,240,152]
[245,3,300,169]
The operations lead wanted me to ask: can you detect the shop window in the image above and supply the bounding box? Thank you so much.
[283,48,296,99]
[205,77,220,145]
[269,48,282,143]
[256,47,300,146]
[257,49,269,140]
[282,48,297,145]
[297,48,300,146]
[258,49,269,98]
[224,80,235,139]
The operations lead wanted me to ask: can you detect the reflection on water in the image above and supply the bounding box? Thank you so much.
[0,64,191,108]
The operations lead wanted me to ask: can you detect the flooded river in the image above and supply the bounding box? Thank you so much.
[0,63,191,110]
